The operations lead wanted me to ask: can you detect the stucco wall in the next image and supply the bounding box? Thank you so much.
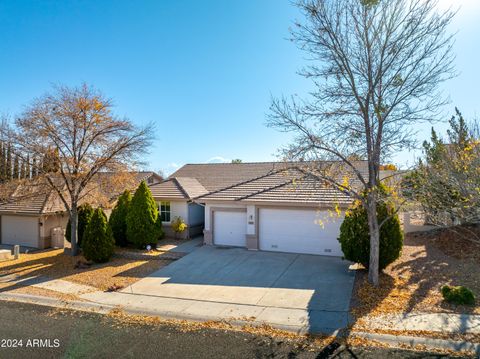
[40,213,69,248]
[157,200,189,239]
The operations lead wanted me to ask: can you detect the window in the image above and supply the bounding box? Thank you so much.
[159,201,171,222]
[147,176,154,184]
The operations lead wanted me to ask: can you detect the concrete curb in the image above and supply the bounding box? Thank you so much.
[0,292,304,334]
[0,292,115,314]
[354,331,480,356]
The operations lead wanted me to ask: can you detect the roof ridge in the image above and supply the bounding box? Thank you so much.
[194,168,290,200]
[40,189,54,214]
[171,177,192,200]
[180,160,368,166]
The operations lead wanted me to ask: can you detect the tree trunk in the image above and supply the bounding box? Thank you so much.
[367,194,380,286]
[70,206,79,256]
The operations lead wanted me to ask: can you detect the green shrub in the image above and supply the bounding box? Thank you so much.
[82,208,115,263]
[338,200,403,270]
[65,203,94,247]
[109,190,132,247]
[441,285,475,305]
[126,181,160,249]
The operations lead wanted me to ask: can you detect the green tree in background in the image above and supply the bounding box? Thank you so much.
[13,154,19,179]
[0,143,4,182]
[6,144,12,180]
[32,156,38,178]
[25,154,31,179]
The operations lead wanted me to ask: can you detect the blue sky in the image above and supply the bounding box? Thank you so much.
[0,0,479,175]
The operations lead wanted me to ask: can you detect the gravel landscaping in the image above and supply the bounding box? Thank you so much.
[0,248,175,293]
[351,227,480,324]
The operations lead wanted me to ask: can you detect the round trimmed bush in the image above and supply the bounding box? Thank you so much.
[109,190,132,247]
[65,203,94,247]
[441,285,475,305]
[338,200,403,270]
[82,208,115,263]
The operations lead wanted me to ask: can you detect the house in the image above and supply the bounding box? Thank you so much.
[0,171,163,249]
[151,161,367,256]
[0,182,67,249]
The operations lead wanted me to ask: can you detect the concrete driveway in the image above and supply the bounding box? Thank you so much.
[123,245,355,333]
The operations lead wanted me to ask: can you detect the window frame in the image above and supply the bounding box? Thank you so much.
[159,201,171,222]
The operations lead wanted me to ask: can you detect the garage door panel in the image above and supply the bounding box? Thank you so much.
[1,215,39,248]
[213,211,247,247]
[259,208,343,256]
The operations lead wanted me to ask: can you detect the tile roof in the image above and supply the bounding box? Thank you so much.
[168,162,288,192]
[0,181,61,215]
[0,171,163,215]
[151,161,369,205]
[175,177,209,198]
[149,177,208,200]
[196,168,354,205]
[149,179,187,200]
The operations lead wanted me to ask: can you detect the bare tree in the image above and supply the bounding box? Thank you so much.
[7,84,152,256]
[268,0,455,285]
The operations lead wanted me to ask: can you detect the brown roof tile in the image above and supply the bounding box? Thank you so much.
[154,161,369,205]
[149,179,187,200]
[149,177,208,200]
[196,168,354,205]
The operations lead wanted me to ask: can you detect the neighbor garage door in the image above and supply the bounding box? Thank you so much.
[259,208,343,256]
[213,210,247,247]
[1,215,39,248]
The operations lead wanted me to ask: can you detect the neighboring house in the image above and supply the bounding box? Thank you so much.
[151,162,367,256]
[0,171,163,249]
[0,183,67,249]
[132,171,163,186]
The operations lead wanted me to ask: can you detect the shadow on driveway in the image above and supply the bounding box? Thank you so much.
[125,245,357,334]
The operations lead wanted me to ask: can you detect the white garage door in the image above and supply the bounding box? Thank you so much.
[213,210,247,247]
[1,215,39,248]
[259,208,343,256]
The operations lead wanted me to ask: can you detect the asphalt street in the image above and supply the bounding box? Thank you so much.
[0,301,471,358]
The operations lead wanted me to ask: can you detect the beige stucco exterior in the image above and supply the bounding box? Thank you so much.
[40,213,69,248]
[155,199,205,239]
[0,212,67,249]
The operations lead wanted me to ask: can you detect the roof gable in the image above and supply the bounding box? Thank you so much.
[149,177,208,201]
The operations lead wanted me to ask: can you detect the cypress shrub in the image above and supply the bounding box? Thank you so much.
[65,203,94,247]
[82,208,115,263]
[126,181,160,248]
[154,215,165,242]
[109,190,132,246]
[338,200,403,271]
